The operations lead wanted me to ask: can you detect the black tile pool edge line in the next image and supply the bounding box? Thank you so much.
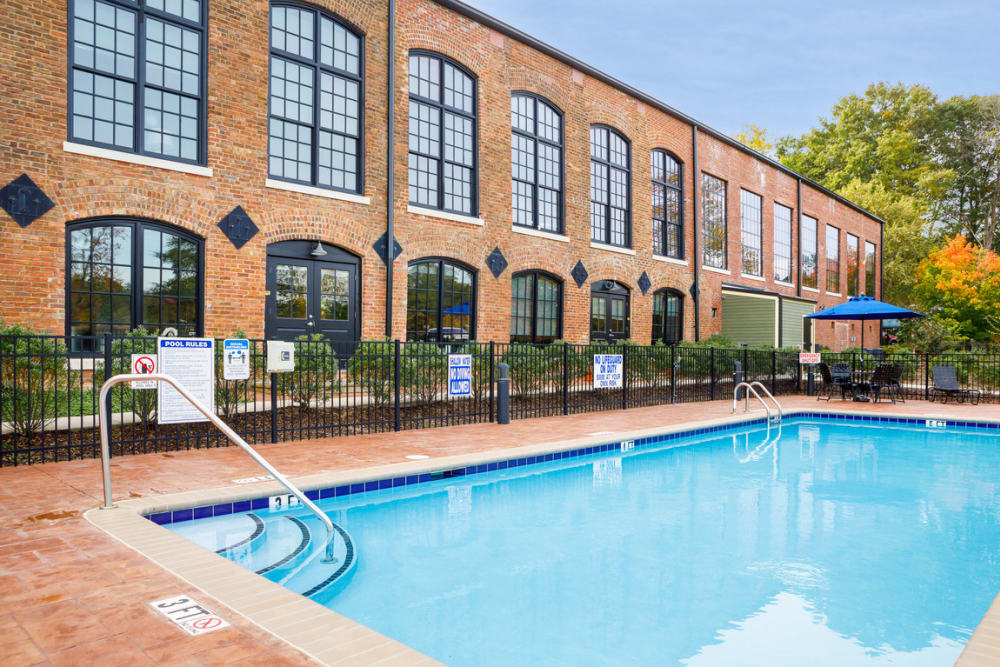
[146,412,1000,527]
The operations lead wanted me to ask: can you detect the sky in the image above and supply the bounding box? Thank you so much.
[466,0,1000,140]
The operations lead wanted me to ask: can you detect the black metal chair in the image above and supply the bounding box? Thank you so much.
[817,362,853,401]
[864,347,886,363]
[930,365,981,405]
[868,363,902,404]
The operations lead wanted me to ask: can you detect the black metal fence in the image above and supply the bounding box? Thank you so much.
[2,332,997,467]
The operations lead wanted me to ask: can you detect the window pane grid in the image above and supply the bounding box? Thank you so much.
[408,53,476,215]
[826,225,840,293]
[406,260,475,342]
[652,150,682,259]
[801,215,818,289]
[70,0,205,163]
[864,241,877,297]
[510,95,564,233]
[590,126,630,247]
[740,190,762,276]
[652,291,682,344]
[846,233,859,296]
[774,203,793,283]
[510,273,561,344]
[701,174,727,269]
[268,4,363,193]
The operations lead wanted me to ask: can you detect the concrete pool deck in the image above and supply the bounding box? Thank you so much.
[2,396,999,666]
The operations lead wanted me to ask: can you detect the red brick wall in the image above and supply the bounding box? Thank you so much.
[0,0,882,350]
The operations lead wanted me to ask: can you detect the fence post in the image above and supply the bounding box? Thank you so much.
[924,353,930,401]
[103,331,113,457]
[621,344,628,410]
[742,345,749,384]
[562,342,569,415]
[270,367,278,444]
[670,345,676,404]
[393,339,401,431]
[771,349,777,395]
[710,347,716,401]
[489,341,495,422]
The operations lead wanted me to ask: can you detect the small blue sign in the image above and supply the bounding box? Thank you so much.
[448,354,472,397]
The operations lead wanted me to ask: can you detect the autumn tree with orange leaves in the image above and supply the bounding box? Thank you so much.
[914,235,1000,342]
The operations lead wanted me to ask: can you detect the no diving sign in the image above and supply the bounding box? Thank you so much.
[131,354,157,389]
[150,596,230,636]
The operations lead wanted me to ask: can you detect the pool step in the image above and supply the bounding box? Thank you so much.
[273,515,356,602]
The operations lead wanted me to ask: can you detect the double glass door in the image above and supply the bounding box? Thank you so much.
[590,281,629,342]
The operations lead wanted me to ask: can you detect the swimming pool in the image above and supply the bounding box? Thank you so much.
[164,415,1000,665]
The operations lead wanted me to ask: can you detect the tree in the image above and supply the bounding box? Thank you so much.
[913,235,1000,342]
[733,125,774,157]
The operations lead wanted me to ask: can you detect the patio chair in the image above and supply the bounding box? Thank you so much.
[864,348,886,363]
[868,363,902,404]
[929,365,981,405]
[817,362,853,401]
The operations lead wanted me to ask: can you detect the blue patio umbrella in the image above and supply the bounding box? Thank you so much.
[804,295,924,349]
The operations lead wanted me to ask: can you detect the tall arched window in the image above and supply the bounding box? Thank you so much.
[406,258,476,342]
[408,51,477,215]
[651,150,683,259]
[67,219,203,352]
[268,3,363,193]
[511,271,562,344]
[590,125,631,247]
[511,93,563,233]
[68,0,208,164]
[652,289,683,344]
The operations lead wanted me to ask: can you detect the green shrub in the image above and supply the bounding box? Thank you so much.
[0,322,78,436]
[108,326,158,426]
[275,334,339,408]
[348,338,395,408]
[402,342,446,404]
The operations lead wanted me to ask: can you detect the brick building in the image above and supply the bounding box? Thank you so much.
[0,0,882,354]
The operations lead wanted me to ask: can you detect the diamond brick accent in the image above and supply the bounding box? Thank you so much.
[637,271,651,295]
[0,174,54,227]
[373,232,402,264]
[571,260,588,288]
[217,206,258,249]
[486,246,507,278]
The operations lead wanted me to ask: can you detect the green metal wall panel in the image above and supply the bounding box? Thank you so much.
[721,292,776,347]
[782,299,814,350]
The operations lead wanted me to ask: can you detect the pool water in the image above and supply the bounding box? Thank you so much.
[168,418,1000,665]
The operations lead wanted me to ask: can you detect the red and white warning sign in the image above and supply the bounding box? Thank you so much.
[799,352,821,365]
[131,354,158,389]
[150,596,230,636]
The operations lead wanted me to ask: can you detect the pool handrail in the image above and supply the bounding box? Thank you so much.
[733,381,783,423]
[97,372,335,558]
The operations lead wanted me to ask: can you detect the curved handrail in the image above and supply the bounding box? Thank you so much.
[97,373,335,559]
[747,381,783,422]
[732,381,783,423]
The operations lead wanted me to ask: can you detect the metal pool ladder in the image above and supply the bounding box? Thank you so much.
[96,373,336,560]
[733,381,783,425]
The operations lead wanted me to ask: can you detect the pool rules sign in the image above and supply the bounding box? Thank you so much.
[157,337,215,424]
[594,354,623,389]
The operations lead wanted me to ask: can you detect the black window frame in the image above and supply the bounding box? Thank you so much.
[510,270,563,344]
[589,124,632,248]
[267,1,365,195]
[67,0,209,166]
[701,172,728,269]
[407,50,479,216]
[405,257,477,343]
[652,288,684,345]
[739,188,763,277]
[65,217,205,356]
[826,224,840,293]
[801,214,818,289]
[651,149,684,260]
[864,240,877,297]
[510,92,565,234]
[846,232,860,296]
[773,202,794,284]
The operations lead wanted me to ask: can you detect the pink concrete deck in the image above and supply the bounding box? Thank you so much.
[1,397,997,665]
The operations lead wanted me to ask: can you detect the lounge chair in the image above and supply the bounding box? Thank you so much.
[817,362,853,401]
[929,365,980,405]
[868,363,902,404]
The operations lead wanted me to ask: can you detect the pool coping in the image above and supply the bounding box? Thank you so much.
[83,407,1000,666]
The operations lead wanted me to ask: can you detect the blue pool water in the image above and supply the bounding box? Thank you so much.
[167,417,1000,665]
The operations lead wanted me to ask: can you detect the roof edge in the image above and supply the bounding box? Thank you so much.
[431,0,885,226]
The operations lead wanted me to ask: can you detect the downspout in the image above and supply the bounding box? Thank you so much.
[692,125,700,341]
[384,0,395,337]
[796,178,802,298]
[879,219,884,344]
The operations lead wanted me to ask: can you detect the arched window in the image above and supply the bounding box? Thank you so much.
[408,51,477,215]
[652,289,683,344]
[510,272,562,344]
[590,126,631,247]
[406,258,476,342]
[651,150,683,259]
[511,93,563,233]
[268,3,363,193]
[68,0,208,164]
[67,219,203,352]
